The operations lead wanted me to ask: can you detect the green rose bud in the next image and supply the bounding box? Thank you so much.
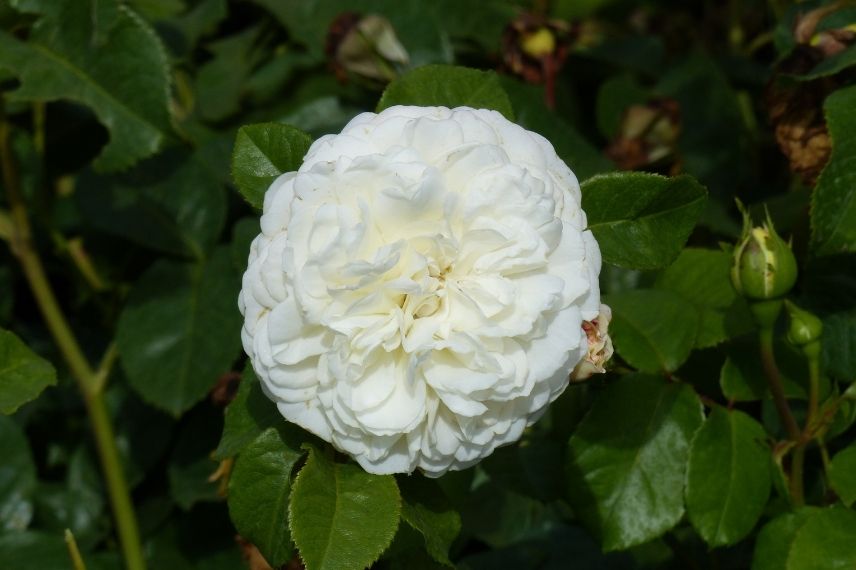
[785,300,823,360]
[730,206,798,301]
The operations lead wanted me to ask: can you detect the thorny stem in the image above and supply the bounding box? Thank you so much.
[1,111,147,570]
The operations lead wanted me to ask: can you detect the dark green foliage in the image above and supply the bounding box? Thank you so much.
[2,1,855,569]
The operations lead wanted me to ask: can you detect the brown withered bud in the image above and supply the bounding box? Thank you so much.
[605,99,681,172]
[502,13,574,108]
[325,12,409,84]
[766,3,855,186]
[210,370,241,406]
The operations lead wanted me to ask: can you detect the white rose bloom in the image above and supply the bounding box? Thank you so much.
[239,105,603,476]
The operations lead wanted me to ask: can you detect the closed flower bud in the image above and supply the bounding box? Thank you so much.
[731,208,798,301]
[785,300,823,348]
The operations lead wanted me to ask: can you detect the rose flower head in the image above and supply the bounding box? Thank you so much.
[239,106,607,476]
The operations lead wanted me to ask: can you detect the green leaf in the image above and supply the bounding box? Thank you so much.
[604,289,700,373]
[107,385,175,487]
[796,45,856,80]
[194,26,267,122]
[657,54,752,197]
[230,217,259,273]
[812,86,856,256]
[481,439,565,502]
[0,328,56,415]
[289,445,401,570]
[34,447,109,550]
[566,375,703,551]
[685,407,771,547]
[829,443,856,507]
[168,405,222,510]
[215,363,281,459]
[719,340,811,402]
[0,0,172,171]
[654,248,753,348]
[76,146,227,258]
[823,311,856,381]
[231,123,312,209]
[753,507,856,570]
[116,247,242,415]
[228,427,304,567]
[581,172,707,269]
[0,415,36,532]
[500,77,614,181]
[455,482,560,550]
[251,0,452,65]
[398,477,461,566]
[0,532,68,568]
[378,65,514,121]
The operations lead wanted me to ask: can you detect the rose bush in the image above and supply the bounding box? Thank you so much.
[240,105,606,475]
[3,2,856,570]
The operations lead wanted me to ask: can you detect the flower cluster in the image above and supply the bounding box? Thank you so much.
[239,106,607,475]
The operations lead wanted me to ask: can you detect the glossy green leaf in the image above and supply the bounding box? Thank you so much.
[796,45,856,80]
[654,248,753,348]
[228,427,304,567]
[214,363,281,459]
[604,289,700,373]
[231,123,312,209]
[398,477,461,566]
[116,247,242,415]
[812,85,856,256]
[753,507,856,570]
[0,415,36,532]
[378,65,514,121]
[829,443,856,507]
[685,408,771,547]
[581,172,707,269]
[0,328,56,415]
[566,375,703,551]
[0,0,171,171]
[500,77,613,181]
[289,445,401,570]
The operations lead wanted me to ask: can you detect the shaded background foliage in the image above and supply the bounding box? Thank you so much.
[1,0,855,569]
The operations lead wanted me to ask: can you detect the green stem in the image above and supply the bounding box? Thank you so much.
[806,354,821,431]
[65,529,88,570]
[790,445,806,506]
[1,114,146,570]
[759,327,801,441]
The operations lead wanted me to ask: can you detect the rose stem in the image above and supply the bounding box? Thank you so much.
[1,108,147,570]
[758,325,803,504]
